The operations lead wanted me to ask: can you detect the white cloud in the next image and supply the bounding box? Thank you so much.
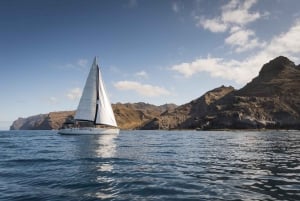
[198,0,261,30]
[264,20,300,58]
[221,0,260,25]
[114,81,170,97]
[171,19,300,84]
[135,70,148,78]
[67,88,82,100]
[225,27,265,52]
[198,17,228,33]
[171,56,254,84]
[196,0,266,52]
[226,27,254,45]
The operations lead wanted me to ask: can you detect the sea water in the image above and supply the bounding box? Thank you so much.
[0,130,299,201]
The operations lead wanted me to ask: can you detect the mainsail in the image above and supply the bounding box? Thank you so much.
[74,57,117,127]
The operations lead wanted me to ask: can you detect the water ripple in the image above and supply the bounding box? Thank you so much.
[0,130,299,200]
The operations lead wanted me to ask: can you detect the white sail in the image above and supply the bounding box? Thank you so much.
[59,57,119,135]
[95,68,117,127]
[74,58,98,122]
[74,57,117,128]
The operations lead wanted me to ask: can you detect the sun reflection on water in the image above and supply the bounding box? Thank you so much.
[94,133,118,199]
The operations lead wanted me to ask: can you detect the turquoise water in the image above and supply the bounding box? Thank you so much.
[0,130,299,201]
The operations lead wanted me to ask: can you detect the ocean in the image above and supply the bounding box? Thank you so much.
[0,130,299,201]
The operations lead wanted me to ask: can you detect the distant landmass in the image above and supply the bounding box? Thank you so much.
[10,103,177,130]
[10,56,300,130]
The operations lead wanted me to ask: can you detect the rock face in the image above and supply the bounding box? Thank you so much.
[142,56,300,130]
[114,102,177,129]
[10,103,177,130]
[10,111,75,130]
[141,85,235,129]
[10,114,48,130]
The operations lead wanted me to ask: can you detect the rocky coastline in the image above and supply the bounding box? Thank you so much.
[10,56,300,130]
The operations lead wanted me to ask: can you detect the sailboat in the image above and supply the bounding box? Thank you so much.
[58,57,119,135]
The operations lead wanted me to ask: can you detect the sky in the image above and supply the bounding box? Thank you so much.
[1,0,300,130]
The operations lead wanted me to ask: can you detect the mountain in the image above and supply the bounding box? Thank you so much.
[10,111,75,130]
[237,56,300,97]
[113,102,176,129]
[141,56,300,130]
[10,103,177,130]
[10,56,300,130]
[141,85,235,129]
[10,114,48,130]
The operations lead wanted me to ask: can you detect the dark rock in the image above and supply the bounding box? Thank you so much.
[141,56,300,130]
[10,114,48,130]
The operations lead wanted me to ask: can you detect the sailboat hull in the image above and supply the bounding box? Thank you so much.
[58,127,119,135]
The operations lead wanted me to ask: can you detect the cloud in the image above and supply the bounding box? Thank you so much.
[171,19,300,84]
[170,56,254,84]
[225,27,254,45]
[264,20,300,57]
[197,17,228,33]
[67,88,82,100]
[198,0,261,31]
[48,96,58,104]
[114,81,170,97]
[221,0,260,25]
[225,27,266,52]
[196,0,266,52]
[134,70,148,78]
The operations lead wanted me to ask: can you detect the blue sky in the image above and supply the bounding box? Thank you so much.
[1,0,300,129]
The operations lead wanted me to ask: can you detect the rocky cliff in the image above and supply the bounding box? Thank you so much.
[10,111,75,130]
[10,103,177,130]
[141,56,300,130]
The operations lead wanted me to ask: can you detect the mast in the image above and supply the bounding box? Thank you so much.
[93,59,100,124]
[95,61,117,127]
[74,57,117,128]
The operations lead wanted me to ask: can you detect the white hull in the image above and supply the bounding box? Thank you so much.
[58,127,119,135]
